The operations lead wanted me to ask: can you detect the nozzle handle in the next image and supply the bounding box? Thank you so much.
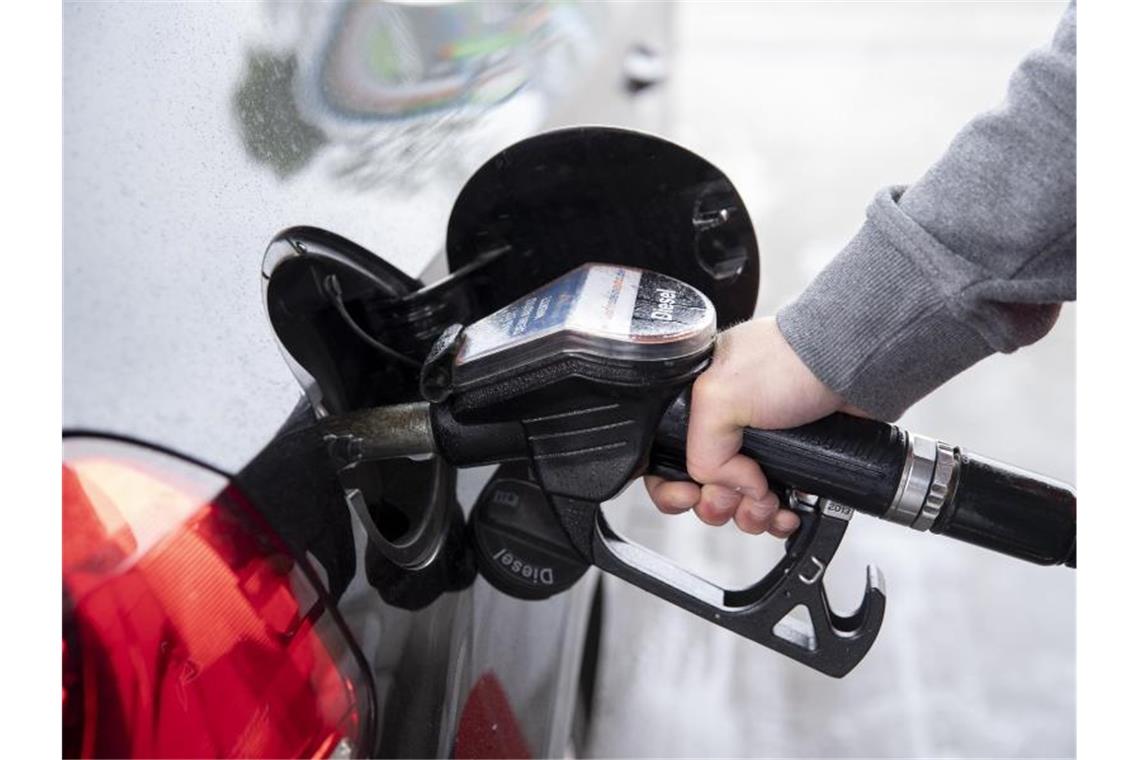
[650,392,1076,567]
[651,392,907,514]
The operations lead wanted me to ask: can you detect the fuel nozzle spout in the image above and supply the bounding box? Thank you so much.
[318,402,436,467]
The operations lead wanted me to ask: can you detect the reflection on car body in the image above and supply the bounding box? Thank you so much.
[235,1,604,188]
[64,0,670,755]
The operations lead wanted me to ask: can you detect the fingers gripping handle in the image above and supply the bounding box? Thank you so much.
[651,393,1077,566]
[652,391,908,513]
[551,494,885,677]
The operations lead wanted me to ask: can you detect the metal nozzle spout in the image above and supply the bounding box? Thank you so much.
[318,401,436,466]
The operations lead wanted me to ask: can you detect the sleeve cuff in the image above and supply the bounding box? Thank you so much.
[776,189,995,421]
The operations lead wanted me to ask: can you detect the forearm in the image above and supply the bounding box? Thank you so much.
[778,2,1076,421]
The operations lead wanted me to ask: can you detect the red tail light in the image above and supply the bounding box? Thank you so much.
[62,437,372,758]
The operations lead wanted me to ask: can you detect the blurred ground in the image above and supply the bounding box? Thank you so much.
[586,2,1074,758]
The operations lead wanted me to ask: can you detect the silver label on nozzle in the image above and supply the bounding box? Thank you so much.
[580,264,643,338]
[457,266,592,365]
[821,500,855,522]
[455,263,716,378]
[630,270,715,343]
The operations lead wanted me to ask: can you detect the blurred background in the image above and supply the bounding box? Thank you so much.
[65,1,1073,757]
[595,2,1075,757]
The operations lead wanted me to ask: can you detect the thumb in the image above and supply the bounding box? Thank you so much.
[685,370,768,499]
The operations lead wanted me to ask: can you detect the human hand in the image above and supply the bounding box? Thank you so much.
[644,317,865,537]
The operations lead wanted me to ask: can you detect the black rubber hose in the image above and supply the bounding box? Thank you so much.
[931,451,1076,566]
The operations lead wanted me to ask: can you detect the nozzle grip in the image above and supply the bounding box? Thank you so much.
[650,392,1076,567]
[652,392,907,514]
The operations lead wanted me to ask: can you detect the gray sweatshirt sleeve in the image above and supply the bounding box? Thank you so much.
[776,2,1075,421]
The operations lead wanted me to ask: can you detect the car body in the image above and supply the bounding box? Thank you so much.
[63,2,672,756]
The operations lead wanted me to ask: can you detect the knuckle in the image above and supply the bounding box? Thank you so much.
[733,509,763,535]
[751,463,770,489]
[687,460,718,484]
[752,499,779,523]
[696,500,730,527]
[692,372,731,408]
[684,446,715,484]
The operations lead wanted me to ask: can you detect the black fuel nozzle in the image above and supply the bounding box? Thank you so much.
[330,263,1075,677]
[650,393,1076,567]
[409,262,887,677]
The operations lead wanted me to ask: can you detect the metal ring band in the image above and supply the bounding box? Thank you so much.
[910,441,956,532]
[884,433,937,527]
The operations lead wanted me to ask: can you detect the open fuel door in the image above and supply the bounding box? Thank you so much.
[447,126,760,327]
[260,127,762,612]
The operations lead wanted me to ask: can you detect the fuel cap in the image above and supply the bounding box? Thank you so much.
[471,465,589,600]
